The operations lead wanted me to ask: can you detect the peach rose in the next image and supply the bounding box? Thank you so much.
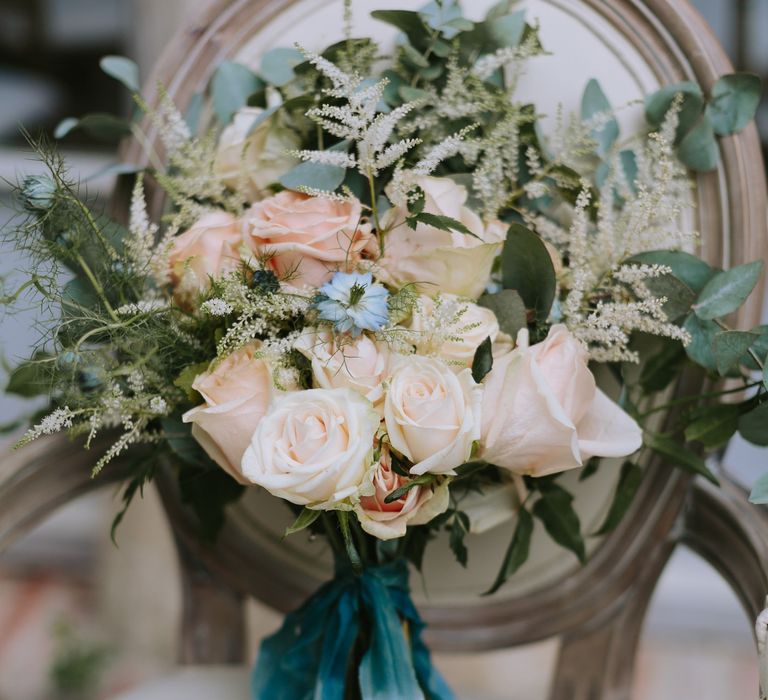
[182,343,273,484]
[241,388,379,509]
[355,444,450,540]
[384,355,482,476]
[214,107,300,199]
[243,191,373,289]
[294,329,391,406]
[409,294,500,370]
[169,211,243,295]
[480,325,642,476]
[377,176,505,299]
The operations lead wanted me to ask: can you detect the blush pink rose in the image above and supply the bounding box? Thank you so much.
[182,343,273,483]
[169,211,243,295]
[243,191,373,289]
[480,325,642,476]
[355,444,450,540]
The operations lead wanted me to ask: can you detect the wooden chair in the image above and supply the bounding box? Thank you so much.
[2,1,767,697]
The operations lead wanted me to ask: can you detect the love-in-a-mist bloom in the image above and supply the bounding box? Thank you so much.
[315,271,389,336]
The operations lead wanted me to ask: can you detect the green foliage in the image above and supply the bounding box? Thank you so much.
[483,508,533,595]
[285,507,322,537]
[477,289,527,338]
[280,142,350,192]
[739,403,768,446]
[49,619,110,696]
[712,330,759,375]
[471,336,493,383]
[749,472,768,505]
[532,483,585,563]
[595,461,643,535]
[337,511,363,572]
[55,113,133,141]
[99,55,140,92]
[448,510,470,567]
[581,79,618,157]
[682,314,719,371]
[628,250,715,293]
[260,47,304,87]
[500,224,556,320]
[706,73,762,135]
[677,115,718,171]
[406,212,475,237]
[6,350,52,397]
[684,403,741,450]
[644,81,703,142]
[693,260,764,320]
[647,433,719,484]
[639,338,687,393]
[173,362,210,401]
[211,61,264,124]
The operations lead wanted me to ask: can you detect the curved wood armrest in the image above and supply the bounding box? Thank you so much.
[0,434,131,555]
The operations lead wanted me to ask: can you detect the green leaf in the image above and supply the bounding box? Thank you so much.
[595,462,643,535]
[260,47,303,87]
[581,79,619,157]
[211,61,263,124]
[6,351,52,398]
[694,260,764,320]
[384,474,432,504]
[644,81,704,141]
[398,85,431,102]
[185,92,205,133]
[677,115,719,172]
[284,508,322,537]
[647,433,719,484]
[371,10,429,49]
[739,403,768,447]
[707,73,762,135]
[628,250,715,293]
[742,325,768,370]
[764,363,768,392]
[749,473,768,505]
[337,511,362,572]
[619,149,638,193]
[642,273,695,321]
[682,314,719,371]
[483,508,533,595]
[471,336,494,383]
[178,460,244,542]
[713,330,759,375]
[684,403,741,449]
[500,223,556,320]
[56,114,133,141]
[54,117,79,139]
[532,485,585,563]
[408,212,476,237]
[161,415,209,468]
[639,338,687,393]
[477,289,527,338]
[173,362,210,401]
[420,0,469,39]
[99,55,140,92]
[449,511,470,567]
[279,141,348,193]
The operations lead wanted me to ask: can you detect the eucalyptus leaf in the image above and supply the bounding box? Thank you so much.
[749,472,768,505]
[500,224,556,320]
[54,117,79,139]
[371,10,429,49]
[693,260,764,320]
[682,314,719,371]
[619,149,638,193]
[483,508,533,595]
[185,92,205,133]
[628,250,715,293]
[56,114,132,141]
[6,351,52,398]
[477,289,527,338]
[643,273,695,321]
[594,461,642,535]
[707,72,762,135]
[279,142,349,192]
[739,403,768,447]
[211,61,263,124]
[742,325,768,370]
[677,115,719,172]
[260,47,303,87]
[712,330,759,375]
[532,485,585,563]
[644,81,703,141]
[284,508,322,537]
[684,403,741,449]
[647,433,719,484]
[581,79,619,158]
[471,336,494,383]
[99,55,140,92]
[420,0,467,39]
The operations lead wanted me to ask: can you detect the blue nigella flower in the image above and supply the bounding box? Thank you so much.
[315,271,389,336]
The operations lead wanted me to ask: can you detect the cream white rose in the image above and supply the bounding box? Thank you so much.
[480,325,642,476]
[384,355,482,476]
[377,176,505,299]
[214,107,300,198]
[354,444,450,540]
[241,388,379,509]
[182,343,272,484]
[409,294,500,369]
[295,329,390,405]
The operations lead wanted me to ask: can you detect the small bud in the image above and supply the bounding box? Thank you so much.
[56,351,81,371]
[20,175,56,213]
[77,367,106,393]
[251,269,280,294]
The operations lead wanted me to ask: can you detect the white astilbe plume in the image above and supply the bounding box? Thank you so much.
[413,124,477,176]
[15,407,75,448]
[126,177,158,271]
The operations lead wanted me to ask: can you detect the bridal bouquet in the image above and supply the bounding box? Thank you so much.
[6,1,766,697]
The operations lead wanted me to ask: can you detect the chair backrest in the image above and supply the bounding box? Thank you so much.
[2,1,767,698]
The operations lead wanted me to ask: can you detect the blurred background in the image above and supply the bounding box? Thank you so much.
[0,0,767,698]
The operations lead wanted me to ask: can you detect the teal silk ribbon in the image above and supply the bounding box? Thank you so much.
[251,559,455,700]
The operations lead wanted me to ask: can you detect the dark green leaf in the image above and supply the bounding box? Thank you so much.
[260,47,303,87]
[449,511,470,567]
[99,55,140,92]
[211,61,263,124]
[628,250,715,293]
[279,156,347,193]
[284,508,322,537]
[677,114,719,172]
[639,338,687,393]
[707,73,762,135]
[694,260,764,320]
[713,330,759,375]
[742,325,768,370]
[644,81,704,141]
[642,273,695,321]
[579,458,600,481]
[647,433,719,484]
[682,314,719,371]
[581,79,619,157]
[483,508,533,595]
[57,114,133,141]
[453,461,489,479]
[500,223,556,320]
[471,336,494,383]
[749,472,768,505]
[739,403,768,446]
[532,486,585,563]
[337,511,362,571]
[371,10,429,49]
[161,415,209,468]
[477,289,527,338]
[595,462,643,535]
[409,212,476,237]
[6,351,52,397]
[684,403,741,449]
